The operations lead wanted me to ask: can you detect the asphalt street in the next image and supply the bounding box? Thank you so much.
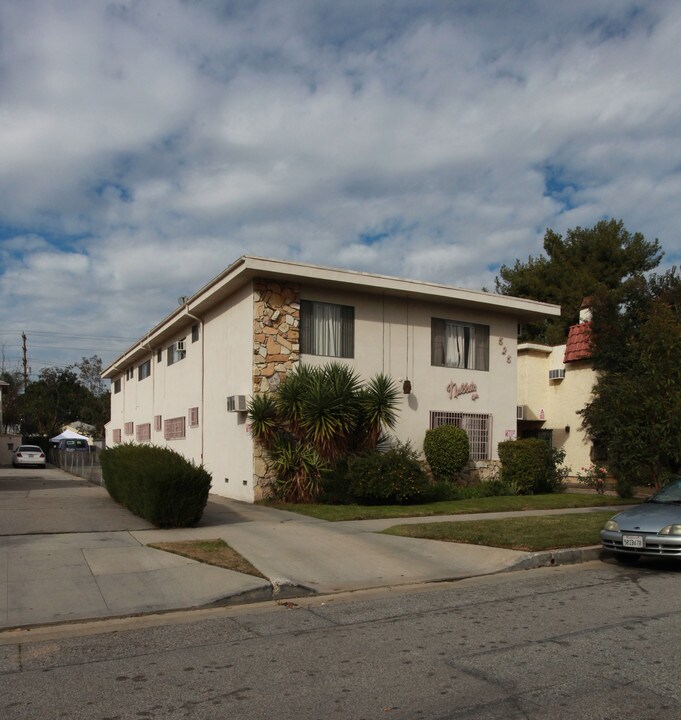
[2,560,681,720]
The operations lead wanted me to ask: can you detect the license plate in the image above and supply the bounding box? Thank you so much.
[623,535,644,548]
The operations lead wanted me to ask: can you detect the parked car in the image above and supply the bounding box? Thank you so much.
[601,478,681,562]
[12,445,46,468]
[57,438,90,452]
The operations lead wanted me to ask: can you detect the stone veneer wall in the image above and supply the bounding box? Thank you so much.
[252,279,301,497]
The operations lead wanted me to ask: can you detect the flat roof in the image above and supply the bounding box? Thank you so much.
[103,255,561,378]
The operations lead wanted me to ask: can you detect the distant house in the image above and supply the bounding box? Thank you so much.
[102,255,560,502]
[517,299,598,476]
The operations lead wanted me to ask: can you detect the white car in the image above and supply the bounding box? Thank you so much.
[12,445,46,468]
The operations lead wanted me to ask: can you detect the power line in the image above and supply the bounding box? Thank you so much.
[0,330,139,341]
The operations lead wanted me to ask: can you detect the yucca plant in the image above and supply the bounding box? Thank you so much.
[248,361,401,502]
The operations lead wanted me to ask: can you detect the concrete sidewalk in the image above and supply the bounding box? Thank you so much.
[0,467,615,629]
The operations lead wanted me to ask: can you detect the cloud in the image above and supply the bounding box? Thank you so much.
[1,0,680,371]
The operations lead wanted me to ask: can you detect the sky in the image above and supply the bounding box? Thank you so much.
[2,0,681,376]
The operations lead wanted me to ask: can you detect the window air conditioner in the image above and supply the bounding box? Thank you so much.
[549,368,566,381]
[227,395,248,412]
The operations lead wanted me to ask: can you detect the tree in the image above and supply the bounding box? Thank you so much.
[248,362,401,502]
[495,219,663,344]
[0,368,23,433]
[581,270,681,492]
[75,355,106,396]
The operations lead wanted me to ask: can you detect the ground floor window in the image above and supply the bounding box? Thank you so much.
[136,423,151,442]
[430,411,492,461]
[164,416,186,440]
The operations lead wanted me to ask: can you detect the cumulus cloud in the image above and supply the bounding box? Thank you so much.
[1,0,680,370]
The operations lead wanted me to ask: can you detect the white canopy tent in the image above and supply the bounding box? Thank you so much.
[50,429,90,443]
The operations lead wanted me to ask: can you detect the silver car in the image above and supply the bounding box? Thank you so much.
[601,479,681,562]
[12,445,46,468]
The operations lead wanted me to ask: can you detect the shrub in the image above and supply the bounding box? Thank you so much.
[344,442,430,504]
[497,439,554,495]
[100,443,211,527]
[450,479,514,500]
[423,425,470,481]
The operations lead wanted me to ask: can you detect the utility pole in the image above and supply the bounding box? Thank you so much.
[22,332,29,391]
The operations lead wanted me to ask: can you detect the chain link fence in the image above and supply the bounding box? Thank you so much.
[49,447,103,485]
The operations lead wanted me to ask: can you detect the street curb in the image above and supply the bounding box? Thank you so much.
[206,579,317,608]
[507,545,603,571]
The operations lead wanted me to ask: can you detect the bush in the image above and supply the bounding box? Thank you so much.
[450,479,514,500]
[497,439,565,495]
[423,425,470,481]
[344,442,430,504]
[100,443,212,527]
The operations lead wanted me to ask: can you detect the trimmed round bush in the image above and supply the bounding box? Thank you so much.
[497,438,551,495]
[423,425,470,481]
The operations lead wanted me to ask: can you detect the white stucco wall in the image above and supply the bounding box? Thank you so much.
[300,285,519,460]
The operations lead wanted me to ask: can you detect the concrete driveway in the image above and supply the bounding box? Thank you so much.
[0,466,154,534]
[0,466,271,629]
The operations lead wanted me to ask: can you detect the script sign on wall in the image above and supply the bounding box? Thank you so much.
[446,381,479,401]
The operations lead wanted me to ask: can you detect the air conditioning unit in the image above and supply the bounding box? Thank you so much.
[517,405,542,421]
[549,368,566,381]
[227,395,248,412]
[176,340,186,352]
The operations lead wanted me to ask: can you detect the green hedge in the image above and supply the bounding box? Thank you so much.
[498,439,553,495]
[423,425,470,481]
[100,444,212,527]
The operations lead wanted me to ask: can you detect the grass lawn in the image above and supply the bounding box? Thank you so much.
[148,539,266,578]
[264,493,636,522]
[382,511,616,552]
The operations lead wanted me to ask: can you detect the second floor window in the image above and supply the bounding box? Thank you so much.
[167,339,187,366]
[431,318,490,371]
[138,360,151,381]
[300,300,354,358]
[113,378,121,394]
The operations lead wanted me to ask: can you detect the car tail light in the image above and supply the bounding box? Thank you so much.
[40,453,45,458]
[16,452,23,458]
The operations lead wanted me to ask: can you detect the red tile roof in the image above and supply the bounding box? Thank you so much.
[564,322,592,363]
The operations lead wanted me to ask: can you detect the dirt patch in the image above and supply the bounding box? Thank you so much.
[148,539,267,579]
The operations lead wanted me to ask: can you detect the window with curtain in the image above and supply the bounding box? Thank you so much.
[300,300,354,358]
[431,318,489,371]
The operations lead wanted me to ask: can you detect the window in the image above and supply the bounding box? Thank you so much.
[136,423,151,442]
[138,360,151,381]
[192,323,200,343]
[430,411,491,461]
[164,416,186,440]
[157,348,162,363]
[125,367,134,381]
[431,318,489,371]
[167,339,187,366]
[114,378,121,394]
[188,407,199,427]
[113,428,122,444]
[300,300,354,358]
[124,421,134,436]
[154,415,163,432]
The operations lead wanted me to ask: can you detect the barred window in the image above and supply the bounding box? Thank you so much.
[136,423,151,442]
[164,416,186,440]
[113,428,122,444]
[431,318,489,371]
[430,411,492,461]
[188,407,199,427]
[154,415,163,432]
[300,300,354,358]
